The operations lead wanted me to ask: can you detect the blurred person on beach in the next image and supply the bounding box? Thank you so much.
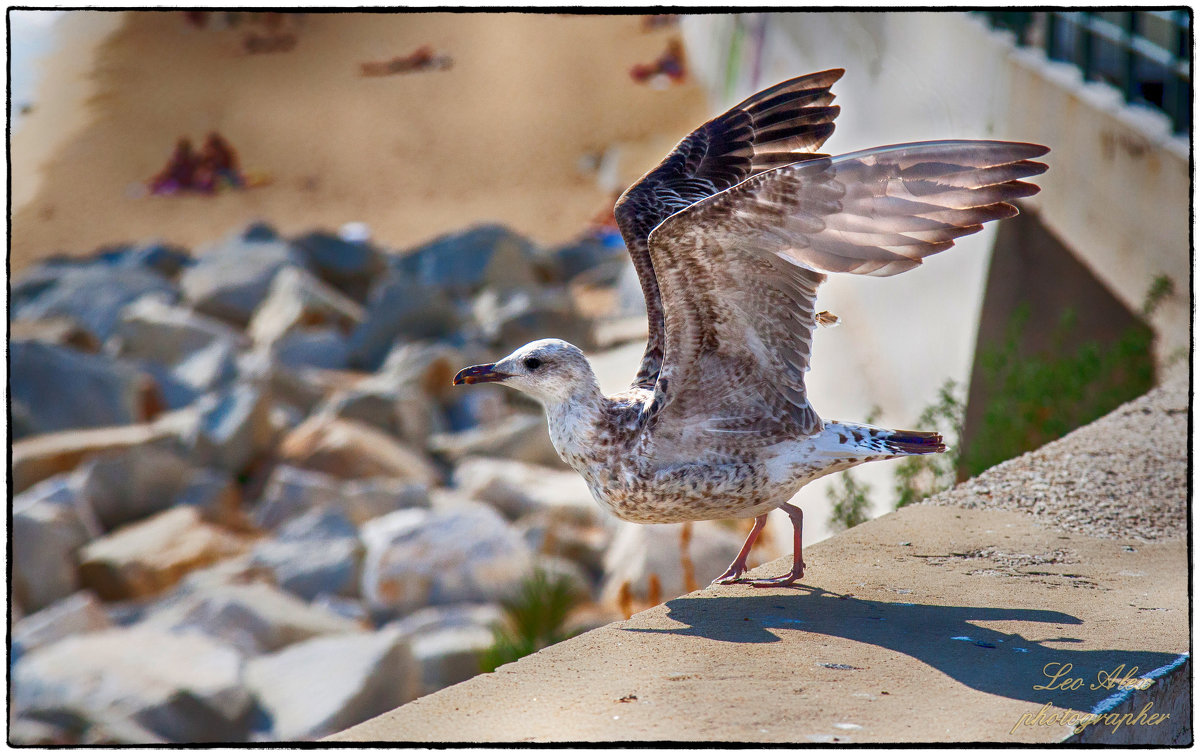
[641,14,680,32]
[360,45,453,77]
[629,38,687,86]
[194,131,245,193]
[148,137,197,195]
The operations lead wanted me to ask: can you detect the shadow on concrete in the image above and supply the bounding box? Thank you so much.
[624,589,1182,712]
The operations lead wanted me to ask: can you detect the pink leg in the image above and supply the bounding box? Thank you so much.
[711,514,768,585]
[744,503,806,588]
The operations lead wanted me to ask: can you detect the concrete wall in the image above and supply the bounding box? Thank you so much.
[677,11,1189,542]
[330,378,1188,744]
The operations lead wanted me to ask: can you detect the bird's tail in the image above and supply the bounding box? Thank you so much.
[823,421,946,458]
[879,428,945,455]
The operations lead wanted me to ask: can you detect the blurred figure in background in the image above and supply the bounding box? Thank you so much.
[194,131,245,193]
[630,38,687,86]
[359,45,454,77]
[641,14,680,32]
[148,137,197,195]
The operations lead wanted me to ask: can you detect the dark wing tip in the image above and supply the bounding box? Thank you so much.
[1019,142,1051,158]
[1018,160,1050,177]
[812,67,846,84]
[1004,180,1043,200]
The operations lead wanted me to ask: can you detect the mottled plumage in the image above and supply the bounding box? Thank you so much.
[455,71,1048,586]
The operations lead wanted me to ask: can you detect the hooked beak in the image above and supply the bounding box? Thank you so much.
[452,363,509,386]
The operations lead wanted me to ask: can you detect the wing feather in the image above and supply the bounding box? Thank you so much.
[642,140,1049,451]
[613,70,845,390]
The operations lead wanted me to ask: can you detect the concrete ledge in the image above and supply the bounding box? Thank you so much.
[330,378,1188,744]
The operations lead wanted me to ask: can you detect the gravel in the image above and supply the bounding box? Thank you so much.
[927,376,1187,542]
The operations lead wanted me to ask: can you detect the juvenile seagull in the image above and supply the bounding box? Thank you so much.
[455,69,1048,586]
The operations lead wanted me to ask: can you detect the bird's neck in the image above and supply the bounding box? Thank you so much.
[542,382,604,467]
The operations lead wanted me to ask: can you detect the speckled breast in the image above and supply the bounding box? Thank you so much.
[572,455,797,524]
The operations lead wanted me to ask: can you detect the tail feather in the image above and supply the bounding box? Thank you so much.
[881,429,945,455]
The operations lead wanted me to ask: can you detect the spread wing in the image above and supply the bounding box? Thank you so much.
[613,69,844,390]
[641,140,1050,455]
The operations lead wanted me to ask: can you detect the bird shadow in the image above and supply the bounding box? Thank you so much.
[623,587,1181,711]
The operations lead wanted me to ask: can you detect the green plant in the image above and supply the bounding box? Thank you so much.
[962,298,1156,478]
[894,379,965,508]
[480,568,585,673]
[827,468,874,531]
[1141,274,1174,317]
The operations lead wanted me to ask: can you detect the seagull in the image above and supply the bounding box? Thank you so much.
[454,69,1048,587]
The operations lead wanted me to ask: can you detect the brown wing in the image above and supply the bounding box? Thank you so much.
[613,70,844,390]
[642,140,1049,455]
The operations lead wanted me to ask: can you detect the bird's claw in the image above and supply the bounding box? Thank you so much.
[711,562,806,587]
[742,563,806,588]
[711,570,746,585]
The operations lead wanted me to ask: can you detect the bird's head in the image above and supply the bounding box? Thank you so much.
[453,338,599,406]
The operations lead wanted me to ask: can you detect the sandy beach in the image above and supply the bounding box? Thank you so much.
[11,11,709,273]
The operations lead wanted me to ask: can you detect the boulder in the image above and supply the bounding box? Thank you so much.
[387,602,504,637]
[451,455,598,521]
[12,258,75,309]
[167,554,276,598]
[251,464,343,530]
[428,412,565,468]
[167,342,241,408]
[175,467,248,531]
[291,229,385,302]
[516,510,612,581]
[11,340,158,439]
[549,235,627,283]
[599,520,748,606]
[242,221,280,242]
[250,507,362,601]
[254,464,431,533]
[341,477,431,523]
[108,296,244,370]
[13,626,252,743]
[243,629,419,741]
[270,327,352,370]
[13,591,113,661]
[534,553,596,600]
[348,273,461,370]
[397,224,542,297]
[9,315,101,352]
[11,420,182,494]
[180,234,305,326]
[277,415,439,485]
[74,444,199,530]
[183,383,275,473]
[9,716,85,746]
[441,386,509,434]
[374,340,467,402]
[235,350,329,414]
[314,388,410,437]
[142,581,362,656]
[471,287,594,353]
[107,296,242,400]
[360,505,533,617]
[12,263,178,342]
[247,266,364,348]
[615,259,648,318]
[12,477,96,611]
[77,507,251,601]
[312,594,370,624]
[408,624,495,695]
[117,241,193,278]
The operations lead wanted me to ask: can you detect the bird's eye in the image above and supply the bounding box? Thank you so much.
[523,357,542,371]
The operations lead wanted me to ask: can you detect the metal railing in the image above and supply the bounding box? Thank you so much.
[981,10,1192,134]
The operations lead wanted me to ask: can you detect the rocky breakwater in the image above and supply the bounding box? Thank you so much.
[10,222,753,744]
